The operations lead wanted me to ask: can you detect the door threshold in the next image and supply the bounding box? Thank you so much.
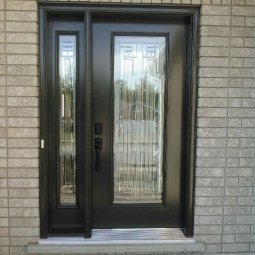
[39,228,194,244]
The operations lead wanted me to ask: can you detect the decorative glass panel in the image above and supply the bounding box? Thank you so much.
[58,35,77,206]
[113,36,166,204]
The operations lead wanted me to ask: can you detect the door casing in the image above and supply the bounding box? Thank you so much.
[39,2,200,238]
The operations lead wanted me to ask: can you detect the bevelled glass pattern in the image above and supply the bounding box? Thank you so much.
[113,36,166,204]
[59,35,77,206]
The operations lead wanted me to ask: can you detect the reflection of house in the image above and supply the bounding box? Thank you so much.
[113,36,166,203]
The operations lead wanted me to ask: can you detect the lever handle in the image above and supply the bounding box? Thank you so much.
[95,138,102,171]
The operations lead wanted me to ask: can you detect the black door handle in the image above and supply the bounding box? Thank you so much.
[95,138,102,171]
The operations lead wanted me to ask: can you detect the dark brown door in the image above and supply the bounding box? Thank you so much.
[92,16,187,228]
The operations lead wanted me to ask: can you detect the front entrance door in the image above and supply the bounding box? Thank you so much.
[92,17,186,228]
[40,4,198,238]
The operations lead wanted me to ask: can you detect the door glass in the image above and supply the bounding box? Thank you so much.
[113,36,166,204]
[58,35,77,206]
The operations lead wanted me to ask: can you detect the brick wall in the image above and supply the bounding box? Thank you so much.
[0,0,254,254]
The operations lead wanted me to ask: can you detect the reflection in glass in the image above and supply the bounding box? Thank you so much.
[113,36,166,204]
[59,35,76,206]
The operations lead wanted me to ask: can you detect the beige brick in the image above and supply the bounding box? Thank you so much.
[0,97,5,106]
[199,57,229,67]
[8,168,38,178]
[245,38,255,47]
[8,127,38,138]
[8,97,38,107]
[230,58,243,67]
[200,47,229,57]
[232,27,255,37]
[244,58,255,67]
[0,66,6,75]
[0,209,8,217]
[198,108,227,117]
[8,188,38,198]
[0,198,7,207]
[0,247,9,255]
[0,188,7,197]
[9,198,39,208]
[7,55,38,65]
[222,0,231,5]
[229,98,242,107]
[246,17,255,26]
[7,87,38,96]
[10,237,38,246]
[6,11,37,21]
[0,218,8,227]
[0,118,5,127]
[7,107,38,117]
[8,158,38,168]
[211,0,221,4]
[10,227,39,237]
[8,148,38,158]
[7,76,38,87]
[0,55,5,65]
[9,208,39,217]
[6,32,38,43]
[0,44,4,54]
[201,26,230,36]
[0,33,4,43]
[0,108,6,117]
[230,68,255,78]
[199,78,228,89]
[6,21,37,32]
[199,88,228,97]
[7,65,38,76]
[10,246,27,255]
[6,44,37,54]
[197,147,226,157]
[8,118,39,127]
[201,5,231,15]
[0,227,9,236]
[8,178,38,188]
[201,16,230,26]
[191,0,200,3]
[232,0,245,5]
[229,78,242,87]
[199,67,229,77]
[8,138,38,148]
[0,169,7,178]
[232,6,255,16]
[0,159,7,168]
[0,76,5,86]
[6,1,37,11]
[0,139,6,147]
[198,98,228,107]
[200,36,229,46]
[0,148,6,157]
[246,0,255,5]
[232,16,245,26]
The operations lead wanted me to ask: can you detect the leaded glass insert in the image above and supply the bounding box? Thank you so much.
[58,35,77,206]
[113,36,166,204]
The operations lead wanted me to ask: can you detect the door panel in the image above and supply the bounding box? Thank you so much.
[92,18,187,228]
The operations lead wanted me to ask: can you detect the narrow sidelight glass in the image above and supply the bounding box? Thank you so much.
[58,35,77,206]
[113,36,166,204]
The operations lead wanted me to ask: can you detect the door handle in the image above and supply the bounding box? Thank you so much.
[95,138,102,171]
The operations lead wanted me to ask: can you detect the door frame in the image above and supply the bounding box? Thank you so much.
[39,2,200,238]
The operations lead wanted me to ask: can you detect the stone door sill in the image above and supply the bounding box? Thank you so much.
[27,228,205,254]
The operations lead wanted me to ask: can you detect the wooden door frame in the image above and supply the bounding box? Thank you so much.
[39,2,200,238]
